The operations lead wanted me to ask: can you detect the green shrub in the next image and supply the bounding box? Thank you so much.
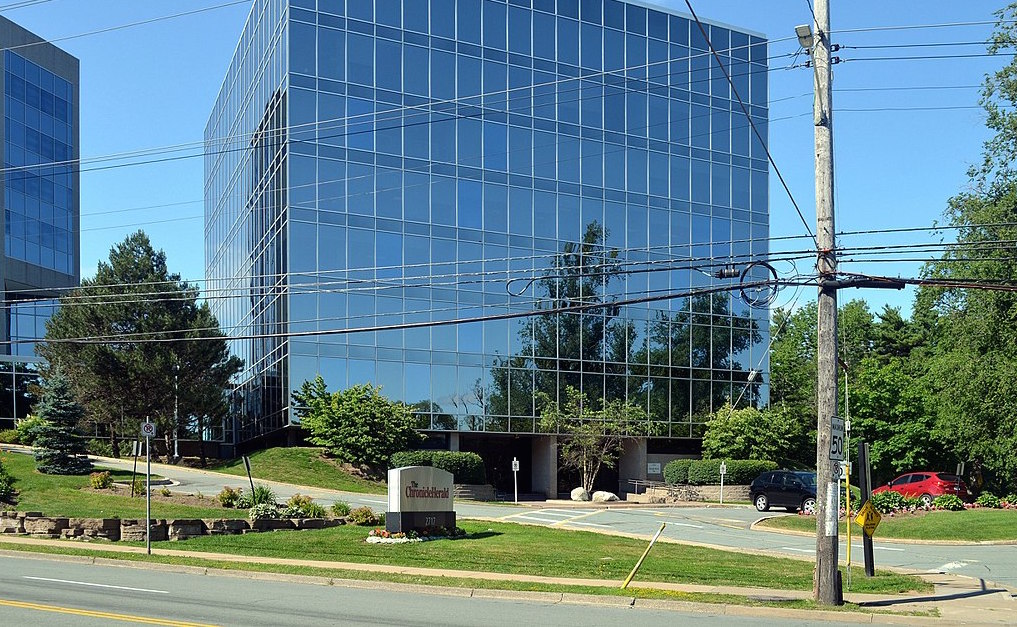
[1003,494,1017,506]
[86,439,133,458]
[663,459,693,485]
[348,506,379,526]
[902,496,923,510]
[89,471,113,489]
[390,450,435,468]
[869,490,907,514]
[685,459,778,485]
[128,477,148,495]
[14,415,47,446]
[432,451,486,484]
[282,494,327,518]
[0,429,19,444]
[975,492,1001,509]
[251,484,276,505]
[248,503,280,520]
[217,486,243,508]
[332,500,352,517]
[0,458,15,503]
[159,487,172,497]
[933,494,965,511]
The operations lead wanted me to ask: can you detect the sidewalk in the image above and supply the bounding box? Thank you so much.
[0,534,1013,625]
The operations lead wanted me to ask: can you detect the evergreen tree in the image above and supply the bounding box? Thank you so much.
[33,370,92,475]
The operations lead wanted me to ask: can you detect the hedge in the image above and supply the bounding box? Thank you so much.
[389,450,486,484]
[663,459,692,485]
[664,459,777,485]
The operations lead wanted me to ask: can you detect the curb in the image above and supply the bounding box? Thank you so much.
[750,517,1017,546]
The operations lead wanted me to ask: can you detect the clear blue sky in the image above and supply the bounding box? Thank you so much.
[4,0,1006,318]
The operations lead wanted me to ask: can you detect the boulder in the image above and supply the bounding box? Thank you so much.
[570,487,590,501]
[68,518,121,541]
[23,517,69,538]
[203,518,250,535]
[591,491,619,502]
[167,519,207,541]
[120,519,167,542]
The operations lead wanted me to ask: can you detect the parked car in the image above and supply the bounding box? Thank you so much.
[872,472,972,505]
[749,470,817,513]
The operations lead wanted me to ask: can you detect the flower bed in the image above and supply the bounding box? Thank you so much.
[367,525,466,544]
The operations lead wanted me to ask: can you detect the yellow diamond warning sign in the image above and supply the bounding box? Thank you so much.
[855,499,882,536]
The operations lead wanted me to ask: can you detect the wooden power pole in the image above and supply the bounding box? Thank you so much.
[811,0,842,605]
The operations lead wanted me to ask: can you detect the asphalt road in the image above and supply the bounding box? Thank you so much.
[0,554,862,626]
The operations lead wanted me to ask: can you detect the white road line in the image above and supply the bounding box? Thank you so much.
[673,522,704,529]
[873,546,906,552]
[538,510,591,516]
[23,576,170,594]
[938,561,973,571]
[360,499,387,505]
[566,521,614,528]
[507,515,566,524]
[781,547,815,554]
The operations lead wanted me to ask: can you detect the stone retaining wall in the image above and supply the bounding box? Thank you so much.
[643,484,751,503]
[0,511,344,542]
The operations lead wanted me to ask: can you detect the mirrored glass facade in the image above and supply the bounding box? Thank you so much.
[0,16,79,424]
[206,0,769,447]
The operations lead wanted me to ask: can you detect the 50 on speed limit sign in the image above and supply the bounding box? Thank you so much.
[141,422,157,438]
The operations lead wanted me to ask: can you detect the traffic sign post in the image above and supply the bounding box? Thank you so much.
[140,421,155,555]
[830,416,845,462]
[511,457,520,503]
[719,461,727,504]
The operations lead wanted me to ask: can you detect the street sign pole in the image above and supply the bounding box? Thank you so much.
[512,457,520,504]
[140,421,156,555]
[146,433,151,555]
[719,461,727,504]
[858,441,875,577]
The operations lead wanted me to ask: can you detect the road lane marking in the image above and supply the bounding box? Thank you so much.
[673,522,704,529]
[873,547,905,552]
[23,576,170,594]
[551,509,602,526]
[566,521,614,528]
[0,598,216,626]
[504,515,563,524]
[781,547,815,554]
[360,499,387,505]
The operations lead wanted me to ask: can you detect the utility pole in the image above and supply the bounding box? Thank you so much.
[807,0,842,605]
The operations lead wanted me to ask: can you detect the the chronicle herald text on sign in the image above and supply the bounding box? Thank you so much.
[386,466,456,533]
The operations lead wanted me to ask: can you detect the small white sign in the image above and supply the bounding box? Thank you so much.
[140,422,157,438]
[511,457,520,472]
[719,462,727,475]
[830,415,845,461]
[646,462,661,475]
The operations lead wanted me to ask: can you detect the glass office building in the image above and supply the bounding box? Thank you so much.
[0,17,79,426]
[206,0,769,490]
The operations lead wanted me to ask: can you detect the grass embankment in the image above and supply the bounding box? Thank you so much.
[1,452,225,518]
[757,510,1017,542]
[119,520,927,595]
[207,447,386,494]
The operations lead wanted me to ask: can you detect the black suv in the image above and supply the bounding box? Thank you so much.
[749,470,817,514]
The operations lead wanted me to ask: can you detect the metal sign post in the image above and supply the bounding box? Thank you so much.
[141,421,156,555]
[242,455,256,500]
[511,457,520,503]
[719,461,727,504]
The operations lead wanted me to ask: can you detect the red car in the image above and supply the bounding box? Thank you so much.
[872,472,972,505]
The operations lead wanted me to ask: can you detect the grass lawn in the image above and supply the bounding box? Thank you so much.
[757,510,1017,542]
[125,520,927,595]
[207,447,386,494]
[1,451,226,518]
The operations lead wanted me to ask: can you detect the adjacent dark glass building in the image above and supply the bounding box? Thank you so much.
[206,0,769,494]
[0,16,80,426]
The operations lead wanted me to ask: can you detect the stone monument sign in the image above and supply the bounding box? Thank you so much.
[386,466,456,533]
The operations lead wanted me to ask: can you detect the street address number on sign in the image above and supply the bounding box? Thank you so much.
[829,415,845,461]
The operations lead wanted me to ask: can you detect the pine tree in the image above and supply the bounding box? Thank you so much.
[33,370,92,475]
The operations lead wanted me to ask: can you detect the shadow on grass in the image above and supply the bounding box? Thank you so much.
[858,578,1006,608]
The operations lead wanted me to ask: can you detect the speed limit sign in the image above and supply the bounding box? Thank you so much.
[141,421,157,438]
